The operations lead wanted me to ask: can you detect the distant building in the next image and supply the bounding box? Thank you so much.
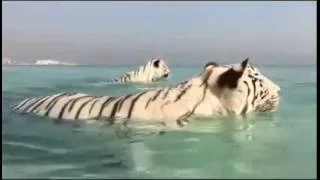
[35,59,75,65]
[35,60,61,65]
[2,57,12,65]
[2,58,76,66]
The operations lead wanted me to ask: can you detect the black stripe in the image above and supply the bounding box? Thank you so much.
[58,98,75,120]
[145,90,161,109]
[241,103,248,115]
[254,95,259,103]
[89,99,100,114]
[248,74,255,79]
[74,98,94,120]
[127,74,131,81]
[250,65,255,71]
[200,69,213,87]
[176,119,184,127]
[97,97,116,119]
[174,86,192,102]
[14,98,31,110]
[162,88,171,99]
[251,79,258,106]
[68,95,93,112]
[117,94,132,112]
[176,112,192,127]
[16,98,34,110]
[152,90,162,101]
[22,97,44,112]
[57,95,91,119]
[127,91,148,119]
[241,81,251,114]
[45,92,69,110]
[261,92,269,100]
[174,82,208,126]
[123,77,127,82]
[109,98,123,123]
[244,81,250,97]
[28,96,52,113]
[144,98,153,109]
[44,93,71,116]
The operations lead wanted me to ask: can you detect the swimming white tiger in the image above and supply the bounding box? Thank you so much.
[12,58,280,127]
[109,58,170,84]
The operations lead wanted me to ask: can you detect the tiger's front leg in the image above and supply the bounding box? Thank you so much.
[160,100,193,128]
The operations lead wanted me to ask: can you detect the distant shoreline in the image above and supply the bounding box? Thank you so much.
[2,64,316,68]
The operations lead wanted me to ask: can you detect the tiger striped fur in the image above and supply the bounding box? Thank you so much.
[13,58,280,127]
[110,58,170,84]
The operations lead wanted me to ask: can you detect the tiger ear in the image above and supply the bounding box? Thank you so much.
[203,62,219,70]
[153,59,160,68]
[233,58,249,72]
[242,58,249,67]
[217,58,249,89]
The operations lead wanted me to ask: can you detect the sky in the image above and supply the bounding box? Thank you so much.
[2,1,317,65]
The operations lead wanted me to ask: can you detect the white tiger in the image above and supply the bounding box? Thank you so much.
[109,58,170,84]
[13,58,280,127]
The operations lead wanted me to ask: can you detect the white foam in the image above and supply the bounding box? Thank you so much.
[3,142,67,154]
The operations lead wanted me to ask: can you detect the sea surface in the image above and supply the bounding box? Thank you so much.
[2,64,317,179]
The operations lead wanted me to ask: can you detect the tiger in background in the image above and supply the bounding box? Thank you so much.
[109,58,170,84]
[12,58,280,128]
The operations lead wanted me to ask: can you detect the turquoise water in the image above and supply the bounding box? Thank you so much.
[2,65,317,179]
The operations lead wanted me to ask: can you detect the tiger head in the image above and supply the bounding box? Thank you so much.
[150,58,171,81]
[201,58,280,114]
